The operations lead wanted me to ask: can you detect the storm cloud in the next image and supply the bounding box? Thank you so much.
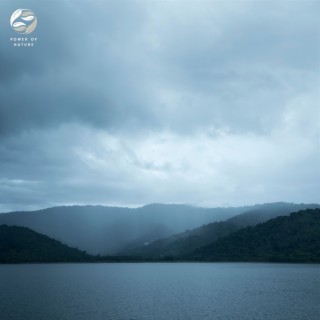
[0,0,319,212]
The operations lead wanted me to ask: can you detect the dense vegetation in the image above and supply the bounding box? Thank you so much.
[0,225,93,263]
[187,209,320,262]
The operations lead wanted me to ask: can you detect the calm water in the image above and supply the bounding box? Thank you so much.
[0,263,319,320]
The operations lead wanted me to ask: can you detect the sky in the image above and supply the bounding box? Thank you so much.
[0,0,319,212]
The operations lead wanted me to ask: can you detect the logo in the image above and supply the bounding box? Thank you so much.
[10,9,37,34]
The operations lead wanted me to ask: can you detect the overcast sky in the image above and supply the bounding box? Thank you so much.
[0,0,319,212]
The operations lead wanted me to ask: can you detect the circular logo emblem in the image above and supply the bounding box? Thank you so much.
[10,9,37,34]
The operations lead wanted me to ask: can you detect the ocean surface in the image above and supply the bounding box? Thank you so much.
[0,263,319,320]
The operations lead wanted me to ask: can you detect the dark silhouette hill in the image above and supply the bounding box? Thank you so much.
[0,225,92,263]
[121,203,320,258]
[187,209,320,262]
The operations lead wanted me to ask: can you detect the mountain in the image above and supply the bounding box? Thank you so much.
[0,225,93,263]
[1,208,319,264]
[0,204,248,254]
[121,203,320,258]
[187,209,320,262]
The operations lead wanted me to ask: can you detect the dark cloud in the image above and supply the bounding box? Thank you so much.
[1,0,318,136]
[0,0,156,136]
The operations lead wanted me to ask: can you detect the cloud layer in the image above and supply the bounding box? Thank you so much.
[0,0,319,212]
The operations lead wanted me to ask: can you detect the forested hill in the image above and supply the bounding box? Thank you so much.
[187,209,320,262]
[0,225,93,263]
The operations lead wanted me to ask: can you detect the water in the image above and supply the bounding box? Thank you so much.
[0,263,319,320]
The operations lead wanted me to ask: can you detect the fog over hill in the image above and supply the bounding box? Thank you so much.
[0,203,247,254]
[121,202,320,258]
[0,202,318,255]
